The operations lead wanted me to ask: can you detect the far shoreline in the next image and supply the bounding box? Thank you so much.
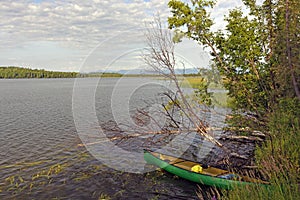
[0,66,202,79]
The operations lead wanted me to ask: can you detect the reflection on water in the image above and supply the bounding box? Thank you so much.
[0,78,228,199]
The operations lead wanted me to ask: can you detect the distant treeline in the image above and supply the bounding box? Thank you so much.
[0,67,122,78]
[0,66,78,78]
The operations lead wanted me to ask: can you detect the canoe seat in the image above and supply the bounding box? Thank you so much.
[173,161,228,176]
[169,159,185,165]
[153,152,229,176]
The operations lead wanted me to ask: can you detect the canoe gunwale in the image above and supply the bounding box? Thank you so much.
[143,149,270,189]
[144,149,228,177]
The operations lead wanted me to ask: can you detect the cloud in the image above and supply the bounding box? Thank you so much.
[0,0,173,70]
[0,0,245,71]
[0,0,169,49]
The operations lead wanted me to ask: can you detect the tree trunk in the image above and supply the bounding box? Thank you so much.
[285,0,300,100]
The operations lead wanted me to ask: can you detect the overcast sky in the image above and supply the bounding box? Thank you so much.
[0,0,245,72]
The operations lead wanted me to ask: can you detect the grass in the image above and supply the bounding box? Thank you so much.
[222,98,300,200]
[180,76,206,88]
[98,193,111,200]
[0,151,106,197]
[196,98,299,200]
[211,92,230,108]
[181,76,225,90]
[180,76,233,107]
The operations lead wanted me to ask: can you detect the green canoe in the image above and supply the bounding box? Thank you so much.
[144,149,269,189]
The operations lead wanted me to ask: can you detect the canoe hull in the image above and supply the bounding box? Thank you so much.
[144,150,258,189]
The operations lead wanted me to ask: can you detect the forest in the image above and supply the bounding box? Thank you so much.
[0,66,122,78]
[0,67,78,78]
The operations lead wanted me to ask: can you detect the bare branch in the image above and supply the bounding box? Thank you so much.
[142,16,223,148]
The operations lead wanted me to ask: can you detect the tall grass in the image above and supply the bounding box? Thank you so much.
[223,98,300,200]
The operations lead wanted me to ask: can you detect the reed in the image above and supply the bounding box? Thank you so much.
[222,98,300,200]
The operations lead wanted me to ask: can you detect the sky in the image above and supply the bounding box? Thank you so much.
[0,0,246,72]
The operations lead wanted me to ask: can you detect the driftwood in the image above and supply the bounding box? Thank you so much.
[220,135,263,142]
[225,127,267,137]
[242,165,259,169]
[229,152,248,160]
[251,131,266,137]
[77,129,184,147]
[224,126,252,132]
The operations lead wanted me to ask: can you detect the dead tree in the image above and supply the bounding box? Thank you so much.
[142,17,222,148]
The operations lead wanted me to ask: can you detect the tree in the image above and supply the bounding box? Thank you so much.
[168,0,300,124]
[167,2,299,199]
[143,16,223,147]
[0,66,79,79]
[273,0,300,99]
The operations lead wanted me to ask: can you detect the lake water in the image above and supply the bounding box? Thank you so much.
[0,78,227,199]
